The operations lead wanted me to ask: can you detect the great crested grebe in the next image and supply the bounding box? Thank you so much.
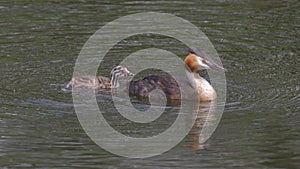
[66,65,134,89]
[129,49,226,102]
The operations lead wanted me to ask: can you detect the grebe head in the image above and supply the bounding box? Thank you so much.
[109,65,134,88]
[185,49,226,72]
[110,65,134,78]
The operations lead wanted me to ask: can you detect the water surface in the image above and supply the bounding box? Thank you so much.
[0,0,299,168]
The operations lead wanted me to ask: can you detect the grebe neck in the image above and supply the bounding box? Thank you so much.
[109,73,118,87]
[109,69,124,88]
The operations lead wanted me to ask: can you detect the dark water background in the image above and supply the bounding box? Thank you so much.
[0,0,299,168]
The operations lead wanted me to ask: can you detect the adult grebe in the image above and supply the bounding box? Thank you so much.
[129,49,226,102]
[66,65,134,89]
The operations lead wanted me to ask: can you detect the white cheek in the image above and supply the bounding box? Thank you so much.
[196,57,202,65]
[197,58,209,69]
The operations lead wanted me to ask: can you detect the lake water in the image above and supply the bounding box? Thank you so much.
[0,0,299,168]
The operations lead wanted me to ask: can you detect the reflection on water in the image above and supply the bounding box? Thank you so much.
[0,0,299,168]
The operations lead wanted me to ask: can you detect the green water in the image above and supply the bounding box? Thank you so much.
[0,0,299,168]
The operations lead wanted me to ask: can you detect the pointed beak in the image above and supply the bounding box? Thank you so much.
[204,59,227,72]
[194,49,227,72]
[123,68,134,76]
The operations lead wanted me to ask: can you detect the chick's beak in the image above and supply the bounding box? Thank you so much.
[123,68,134,76]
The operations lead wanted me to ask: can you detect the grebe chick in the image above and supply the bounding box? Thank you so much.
[66,65,134,89]
[129,49,226,102]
